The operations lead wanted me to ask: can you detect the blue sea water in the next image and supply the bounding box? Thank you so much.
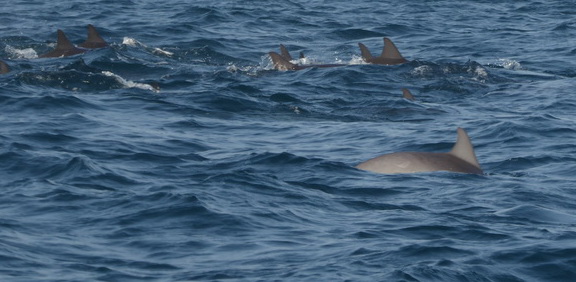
[1,0,576,281]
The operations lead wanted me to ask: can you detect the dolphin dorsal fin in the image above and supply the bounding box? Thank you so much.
[450,128,482,169]
[401,88,415,100]
[86,24,105,43]
[55,30,75,51]
[381,38,405,60]
[279,44,293,61]
[0,60,10,74]
[269,52,298,71]
[80,24,108,48]
[358,43,373,61]
[56,29,76,50]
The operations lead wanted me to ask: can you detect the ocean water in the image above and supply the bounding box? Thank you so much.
[1,0,576,281]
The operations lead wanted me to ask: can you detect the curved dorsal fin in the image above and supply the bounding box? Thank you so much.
[381,37,405,60]
[358,43,373,61]
[269,52,299,71]
[79,24,108,48]
[0,60,9,74]
[401,88,415,100]
[450,128,482,169]
[56,29,75,50]
[279,44,293,61]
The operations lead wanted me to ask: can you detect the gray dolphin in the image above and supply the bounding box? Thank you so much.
[356,128,483,175]
[39,29,87,58]
[78,24,108,49]
[402,88,415,100]
[0,60,9,74]
[269,45,345,71]
[279,44,305,61]
[269,51,346,71]
[358,37,408,65]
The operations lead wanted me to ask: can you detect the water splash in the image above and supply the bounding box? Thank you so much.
[102,71,159,93]
[122,37,173,56]
[497,59,523,70]
[5,45,38,59]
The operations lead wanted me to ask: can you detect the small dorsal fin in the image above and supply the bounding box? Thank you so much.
[450,128,482,169]
[0,60,10,74]
[56,29,75,50]
[299,52,305,59]
[358,43,373,61]
[401,88,415,100]
[279,44,293,61]
[269,52,299,71]
[381,38,405,60]
[79,24,108,48]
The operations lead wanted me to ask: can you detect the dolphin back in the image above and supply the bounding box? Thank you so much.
[79,24,108,49]
[356,128,483,175]
[39,29,86,58]
[0,60,9,74]
[402,88,415,100]
[358,38,408,65]
[269,51,299,71]
[358,43,373,62]
[381,38,406,62]
[279,44,293,61]
[449,128,482,171]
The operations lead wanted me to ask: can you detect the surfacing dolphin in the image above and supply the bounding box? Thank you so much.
[78,24,108,49]
[0,60,9,74]
[269,45,345,71]
[358,37,408,65]
[39,29,87,58]
[356,128,483,175]
[269,51,346,71]
[402,88,415,100]
[279,44,305,61]
[40,25,108,58]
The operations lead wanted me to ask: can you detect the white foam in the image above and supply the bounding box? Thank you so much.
[227,63,262,77]
[498,58,522,70]
[290,106,301,114]
[5,45,38,59]
[122,37,144,47]
[102,71,159,93]
[411,65,434,77]
[153,48,174,56]
[122,37,173,57]
[261,55,276,71]
[294,56,316,65]
[347,55,368,65]
[472,65,489,81]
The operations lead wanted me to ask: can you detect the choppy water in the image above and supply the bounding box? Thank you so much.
[1,1,576,281]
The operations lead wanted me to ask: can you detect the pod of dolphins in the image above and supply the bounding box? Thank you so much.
[268,37,408,70]
[0,25,484,176]
[0,24,107,73]
[39,25,108,58]
[269,38,483,175]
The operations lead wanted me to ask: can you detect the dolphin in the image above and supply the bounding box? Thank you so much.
[269,45,345,71]
[358,37,408,65]
[402,88,415,100]
[78,24,108,49]
[0,60,9,74]
[269,51,346,70]
[356,128,483,175]
[279,44,305,61]
[39,29,87,58]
